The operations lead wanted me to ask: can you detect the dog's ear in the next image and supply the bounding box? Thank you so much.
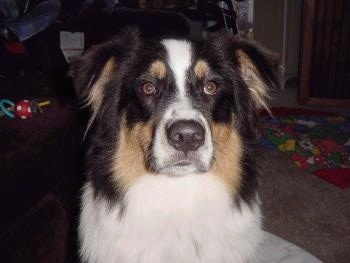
[69,28,139,135]
[234,39,280,111]
[69,28,140,106]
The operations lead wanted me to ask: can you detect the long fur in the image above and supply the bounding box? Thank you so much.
[70,29,279,263]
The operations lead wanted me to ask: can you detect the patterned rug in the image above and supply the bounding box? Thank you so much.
[258,107,350,188]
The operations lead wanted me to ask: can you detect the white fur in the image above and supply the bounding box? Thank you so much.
[79,174,263,263]
[162,39,192,99]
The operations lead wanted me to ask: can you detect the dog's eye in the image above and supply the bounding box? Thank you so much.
[142,82,157,95]
[203,81,217,95]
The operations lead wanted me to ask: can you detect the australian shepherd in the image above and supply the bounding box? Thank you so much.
[70,29,279,263]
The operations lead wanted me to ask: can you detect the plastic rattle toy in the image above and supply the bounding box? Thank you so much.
[15,100,32,119]
[0,99,50,119]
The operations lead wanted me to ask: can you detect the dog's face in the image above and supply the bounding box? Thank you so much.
[71,29,279,197]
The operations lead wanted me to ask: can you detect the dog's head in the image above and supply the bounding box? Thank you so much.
[70,29,279,196]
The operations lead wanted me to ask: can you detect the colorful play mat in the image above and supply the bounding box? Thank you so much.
[258,108,350,189]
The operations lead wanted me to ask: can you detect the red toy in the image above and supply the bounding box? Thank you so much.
[0,99,50,119]
[15,100,33,119]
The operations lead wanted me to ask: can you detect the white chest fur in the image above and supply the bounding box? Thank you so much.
[79,174,262,263]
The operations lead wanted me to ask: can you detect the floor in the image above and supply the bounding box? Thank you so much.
[258,146,350,263]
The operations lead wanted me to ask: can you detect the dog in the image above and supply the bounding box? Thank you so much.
[70,29,279,263]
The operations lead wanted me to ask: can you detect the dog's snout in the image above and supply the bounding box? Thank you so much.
[167,120,205,154]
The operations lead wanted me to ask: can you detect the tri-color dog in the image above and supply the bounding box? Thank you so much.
[70,29,279,263]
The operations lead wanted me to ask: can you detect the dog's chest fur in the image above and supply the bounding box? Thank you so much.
[80,174,262,263]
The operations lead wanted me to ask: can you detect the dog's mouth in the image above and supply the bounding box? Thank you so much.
[174,161,192,167]
[157,155,208,176]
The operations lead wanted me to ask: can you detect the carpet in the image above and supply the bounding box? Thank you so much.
[258,107,350,188]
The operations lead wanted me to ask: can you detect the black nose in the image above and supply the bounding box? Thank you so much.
[167,120,205,154]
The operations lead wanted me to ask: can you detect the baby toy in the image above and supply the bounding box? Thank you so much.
[0,99,50,119]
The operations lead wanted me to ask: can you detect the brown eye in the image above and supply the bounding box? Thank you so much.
[203,81,217,95]
[142,82,156,95]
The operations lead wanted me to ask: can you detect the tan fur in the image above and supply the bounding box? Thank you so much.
[236,50,269,110]
[149,60,166,79]
[85,58,116,136]
[210,123,243,194]
[87,58,116,112]
[111,119,154,189]
[194,60,210,79]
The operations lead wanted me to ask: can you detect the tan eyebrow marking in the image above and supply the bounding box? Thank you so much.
[194,60,210,79]
[149,60,166,79]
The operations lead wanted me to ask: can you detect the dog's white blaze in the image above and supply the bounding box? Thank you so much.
[162,39,192,100]
[80,175,263,263]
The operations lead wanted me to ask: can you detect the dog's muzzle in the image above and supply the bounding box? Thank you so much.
[166,120,205,155]
[152,104,213,176]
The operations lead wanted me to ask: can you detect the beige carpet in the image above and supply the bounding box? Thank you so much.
[257,142,350,263]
